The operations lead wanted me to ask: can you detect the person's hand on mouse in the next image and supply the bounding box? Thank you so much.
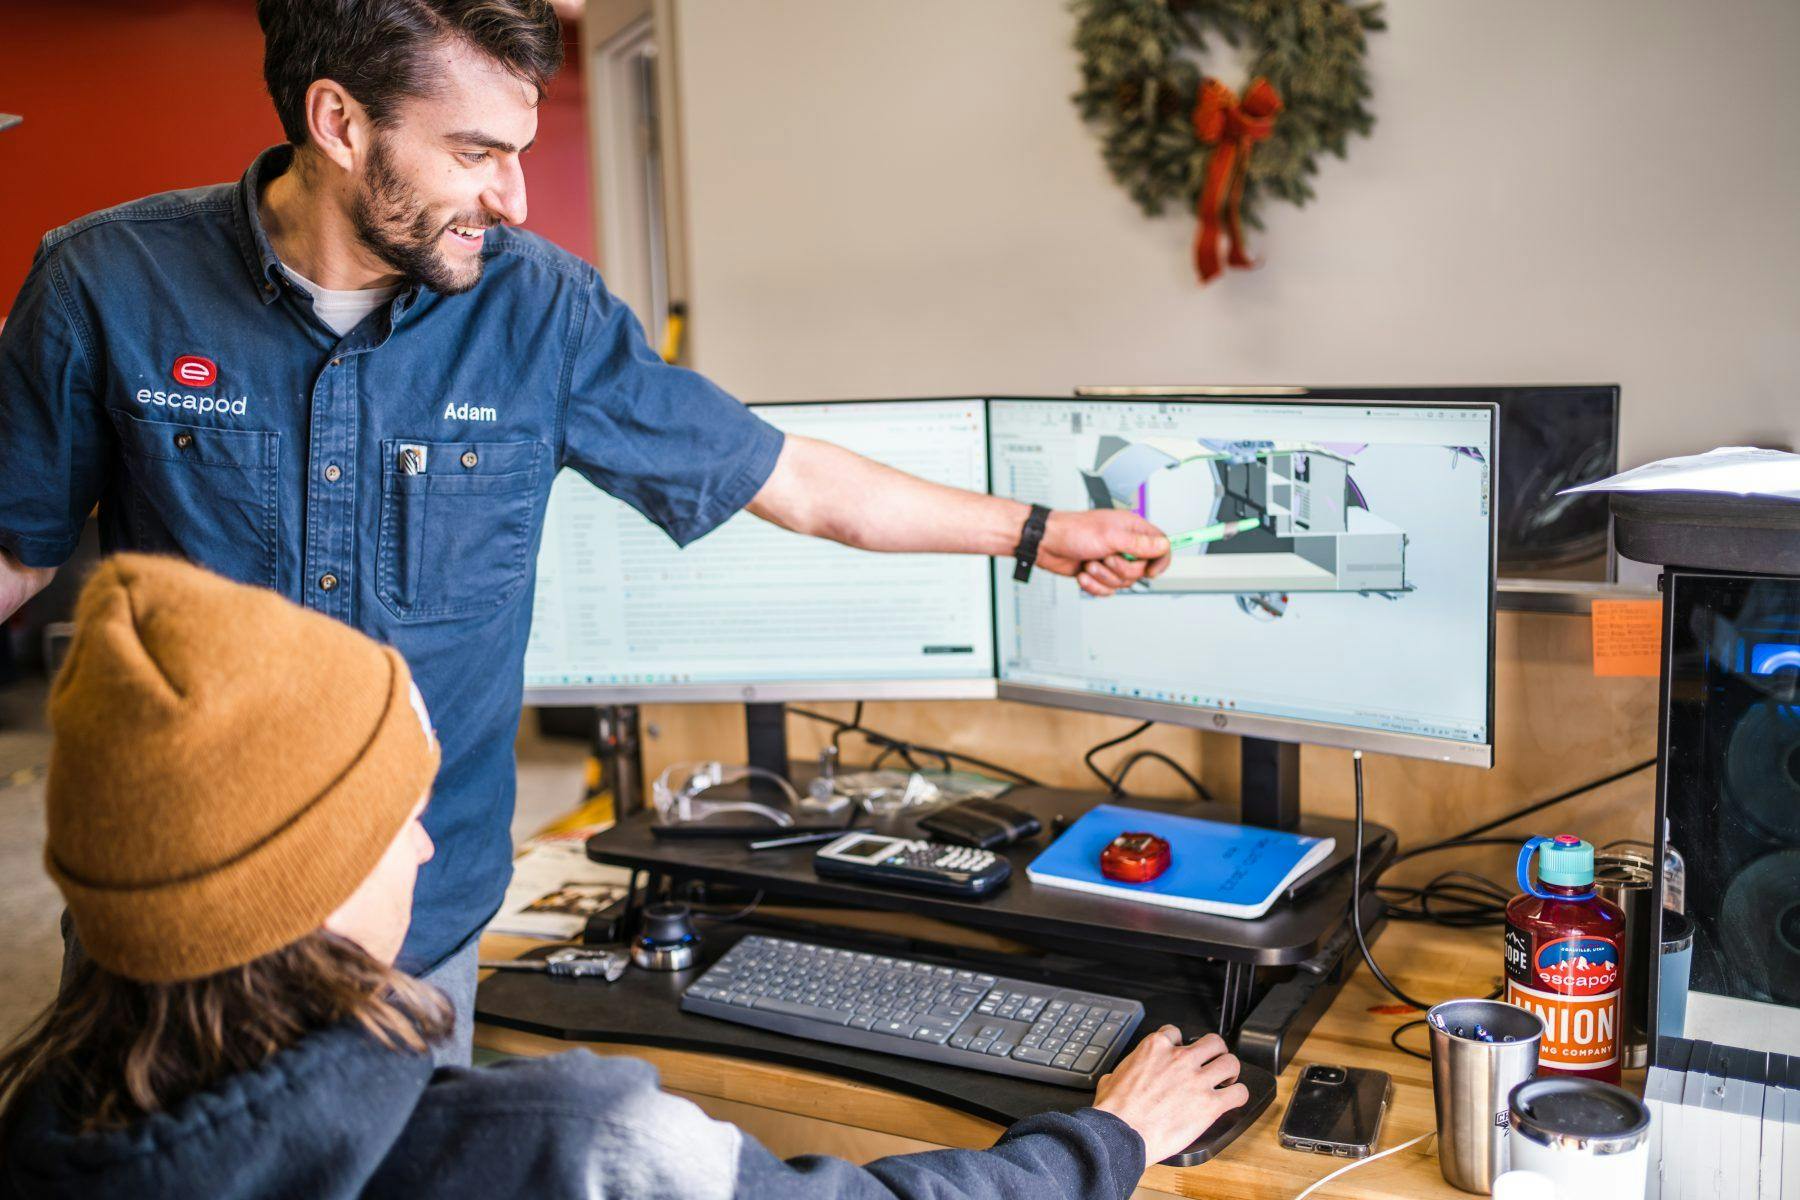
[1090,1026,1249,1165]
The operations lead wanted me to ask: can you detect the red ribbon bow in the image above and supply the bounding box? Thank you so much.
[1192,76,1283,284]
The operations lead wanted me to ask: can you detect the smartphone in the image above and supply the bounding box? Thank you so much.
[1277,1064,1391,1158]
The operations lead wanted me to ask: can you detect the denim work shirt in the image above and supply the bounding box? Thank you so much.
[0,145,784,970]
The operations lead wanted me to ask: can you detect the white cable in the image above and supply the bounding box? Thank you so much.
[1291,1130,1434,1200]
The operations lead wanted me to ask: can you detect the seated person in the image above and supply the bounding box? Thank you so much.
[0,555,1248,1199]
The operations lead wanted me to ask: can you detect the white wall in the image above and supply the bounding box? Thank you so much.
[671,0,1797,469]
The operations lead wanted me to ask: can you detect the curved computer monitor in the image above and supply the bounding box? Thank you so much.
[989,395,1498,767]
[523,397,997,706]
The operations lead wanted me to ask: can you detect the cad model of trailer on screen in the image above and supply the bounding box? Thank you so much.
[989,397,1496,756]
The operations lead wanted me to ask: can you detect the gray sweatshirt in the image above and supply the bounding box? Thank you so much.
[2,1022,1148,1199]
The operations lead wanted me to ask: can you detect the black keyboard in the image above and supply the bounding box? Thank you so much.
[679,935,1145,1088]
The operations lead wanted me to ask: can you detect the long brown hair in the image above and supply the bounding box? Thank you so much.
[0,931,451,1137]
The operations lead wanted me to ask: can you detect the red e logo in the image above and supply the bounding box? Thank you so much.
[171,355,217,387]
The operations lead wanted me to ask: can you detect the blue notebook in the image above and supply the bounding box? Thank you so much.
[1024,804,1335,920]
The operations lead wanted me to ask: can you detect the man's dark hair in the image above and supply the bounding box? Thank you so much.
[257,0,564,146]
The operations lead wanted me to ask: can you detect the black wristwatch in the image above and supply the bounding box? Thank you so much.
[1012,504,1052,583]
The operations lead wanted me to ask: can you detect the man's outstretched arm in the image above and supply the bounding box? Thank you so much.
[746,434,1172,597]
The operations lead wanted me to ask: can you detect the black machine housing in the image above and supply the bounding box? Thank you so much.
[1625,491,1800,1060]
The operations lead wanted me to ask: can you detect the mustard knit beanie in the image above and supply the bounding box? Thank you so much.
[44,554,440,983]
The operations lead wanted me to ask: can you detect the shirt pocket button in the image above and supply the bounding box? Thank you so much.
[460,450,478,469]
[174,432,194,450]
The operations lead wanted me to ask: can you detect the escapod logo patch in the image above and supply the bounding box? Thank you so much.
[1533,936,1619,996]
[171,355,217,387]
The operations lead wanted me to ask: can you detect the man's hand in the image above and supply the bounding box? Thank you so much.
[1091,1028,1249,1166]
[1037,510,1172,597]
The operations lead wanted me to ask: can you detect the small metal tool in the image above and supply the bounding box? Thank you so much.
[479,947,629,980]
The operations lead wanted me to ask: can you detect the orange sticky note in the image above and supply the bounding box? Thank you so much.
[1591,599,1663,677]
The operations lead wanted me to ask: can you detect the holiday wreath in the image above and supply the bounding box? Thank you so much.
[1072,0,1385,283]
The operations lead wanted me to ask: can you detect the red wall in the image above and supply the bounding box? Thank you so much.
[0,0,595,314]
[529,20,597,264]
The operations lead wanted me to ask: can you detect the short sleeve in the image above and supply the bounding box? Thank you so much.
[0,240,107,567]
[559,273,783,547]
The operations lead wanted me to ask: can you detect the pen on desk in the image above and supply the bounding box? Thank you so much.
[650,822,845,840]
[747,830,845,851]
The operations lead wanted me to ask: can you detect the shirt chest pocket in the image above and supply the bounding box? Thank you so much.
[376,438,545,622]
[108,409,280,589]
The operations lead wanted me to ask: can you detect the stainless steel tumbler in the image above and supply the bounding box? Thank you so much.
[1429,998,1545,1194]
[1507,1077,1651,1197]
[1595,850,1656,1068]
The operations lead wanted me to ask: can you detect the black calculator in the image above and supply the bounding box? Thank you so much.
[813,832,1012,897]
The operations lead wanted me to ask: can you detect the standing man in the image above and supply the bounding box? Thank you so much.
[0,0,1169,1063]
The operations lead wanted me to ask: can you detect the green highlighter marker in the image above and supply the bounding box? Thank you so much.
[1124,517,1260,561]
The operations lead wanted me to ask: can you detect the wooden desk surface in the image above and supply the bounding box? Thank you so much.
[478,919,1508,1199]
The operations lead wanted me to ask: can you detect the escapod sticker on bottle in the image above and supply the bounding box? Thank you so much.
[1503,929,1621,1073]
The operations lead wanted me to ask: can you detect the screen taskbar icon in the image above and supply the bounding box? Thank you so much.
[1100,682,1230,708]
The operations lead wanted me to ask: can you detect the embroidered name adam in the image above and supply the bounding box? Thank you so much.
[443,401,498,422]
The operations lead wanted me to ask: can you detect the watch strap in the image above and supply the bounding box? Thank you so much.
[1012,504,1052,583]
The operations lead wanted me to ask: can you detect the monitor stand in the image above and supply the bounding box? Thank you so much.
[591,703,805,816]
[595,704,645,817]
[1239,736,1300,831]
[744,701,793,785]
